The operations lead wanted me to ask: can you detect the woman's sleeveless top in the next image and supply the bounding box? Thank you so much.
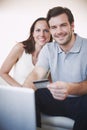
[13,51,34,84]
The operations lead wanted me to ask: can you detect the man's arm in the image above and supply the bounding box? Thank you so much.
[47,80,87,100]
[68,80,87,95]
[23,66,47,90]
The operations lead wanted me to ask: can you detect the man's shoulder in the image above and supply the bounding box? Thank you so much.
[78,35,87,44]
[80,36,87,50]
[45,41,58,49]
[82,37,87,44]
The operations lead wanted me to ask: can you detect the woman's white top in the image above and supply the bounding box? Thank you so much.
[13,51,34,84]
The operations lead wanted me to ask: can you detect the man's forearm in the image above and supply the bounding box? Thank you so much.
[23,71,39,89]
[68,80,87,95]
[23,66,47,89]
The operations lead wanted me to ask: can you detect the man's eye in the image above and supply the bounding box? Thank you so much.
[61,24,67,27]
[50,26,56,29]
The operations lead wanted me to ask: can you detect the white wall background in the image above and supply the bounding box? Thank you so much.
[0,0,87,66]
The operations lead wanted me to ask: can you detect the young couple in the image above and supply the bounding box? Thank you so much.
[1,6,87,130]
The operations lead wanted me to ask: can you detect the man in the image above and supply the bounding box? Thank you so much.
[23,6,87,130]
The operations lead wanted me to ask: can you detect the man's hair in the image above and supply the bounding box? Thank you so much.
[46,6,74,24]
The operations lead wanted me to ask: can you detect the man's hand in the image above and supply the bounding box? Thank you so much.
[47,81,69,100]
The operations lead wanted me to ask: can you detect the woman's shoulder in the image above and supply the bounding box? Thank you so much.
[11,42,25,59]
[13,42,24,51]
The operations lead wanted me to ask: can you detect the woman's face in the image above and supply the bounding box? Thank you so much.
[33,20,51,47]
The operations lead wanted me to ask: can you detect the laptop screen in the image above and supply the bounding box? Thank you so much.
[0,85,36,130]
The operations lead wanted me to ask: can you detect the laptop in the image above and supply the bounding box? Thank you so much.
[0,85,37,130]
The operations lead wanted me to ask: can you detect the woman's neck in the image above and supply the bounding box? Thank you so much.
[34,44,43,57]
[32,44,43,65]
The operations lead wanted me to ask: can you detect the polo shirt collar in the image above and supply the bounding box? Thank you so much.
[70,34,82,53]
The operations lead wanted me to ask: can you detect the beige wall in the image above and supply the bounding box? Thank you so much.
[0,0,87,66]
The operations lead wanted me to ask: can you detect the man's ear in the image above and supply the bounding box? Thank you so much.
[71,22,74,32]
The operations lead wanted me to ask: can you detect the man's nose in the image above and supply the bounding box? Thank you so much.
[57,26,62,33]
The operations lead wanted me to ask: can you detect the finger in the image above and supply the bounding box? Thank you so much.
[53,93,67,100]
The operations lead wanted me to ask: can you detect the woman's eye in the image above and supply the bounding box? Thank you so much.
[36,29,40,32]
[44,29,49,32]
[35,29,49,33]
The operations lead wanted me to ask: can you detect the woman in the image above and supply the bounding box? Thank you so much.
[0,17,52,87]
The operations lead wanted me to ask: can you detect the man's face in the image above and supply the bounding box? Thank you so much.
[49,13,74,46]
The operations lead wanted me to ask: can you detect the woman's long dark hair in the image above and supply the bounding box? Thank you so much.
[22,17,52,54]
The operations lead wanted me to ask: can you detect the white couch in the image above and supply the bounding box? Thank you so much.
[41,114,74,130]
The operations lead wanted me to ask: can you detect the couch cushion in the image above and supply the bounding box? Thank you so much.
[41,114,74,129]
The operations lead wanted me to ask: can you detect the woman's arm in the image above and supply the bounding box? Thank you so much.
[0,43,24,87]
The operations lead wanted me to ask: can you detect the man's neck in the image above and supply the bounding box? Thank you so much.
[60,34,76,53]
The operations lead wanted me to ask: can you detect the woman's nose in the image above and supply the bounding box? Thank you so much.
[40,31,44,36]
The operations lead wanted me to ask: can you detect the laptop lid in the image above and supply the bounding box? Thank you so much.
[0,85,36,130]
